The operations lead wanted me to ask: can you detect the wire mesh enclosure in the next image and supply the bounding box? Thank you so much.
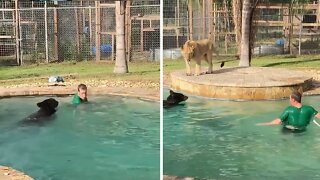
[163,0,320,58]
[129,0,160,61]
[0,0,160,65]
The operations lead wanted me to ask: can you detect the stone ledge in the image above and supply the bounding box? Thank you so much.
[171,67,313,100]
[171,67,312,87]
[0,166,33,180]
[0,86,159,101]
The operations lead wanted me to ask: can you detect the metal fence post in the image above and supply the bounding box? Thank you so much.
[14,0,21,65]
[45,1,49,63]
[95,1,101,61]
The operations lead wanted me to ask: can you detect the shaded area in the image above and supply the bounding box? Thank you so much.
[262,58,320,67]
[210,66,247,74]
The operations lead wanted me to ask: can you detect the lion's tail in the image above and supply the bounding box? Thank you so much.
[208,32,225,68]
[220,61,225,68]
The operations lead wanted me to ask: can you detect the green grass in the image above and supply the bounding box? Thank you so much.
[164,54,320,75]
[0,61,160,83]
[2,54,320,85]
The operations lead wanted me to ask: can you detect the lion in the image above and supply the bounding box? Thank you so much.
[181,39,224,76]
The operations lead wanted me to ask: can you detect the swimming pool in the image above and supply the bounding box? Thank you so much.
[0,96,159,180]
[164,90,320,180]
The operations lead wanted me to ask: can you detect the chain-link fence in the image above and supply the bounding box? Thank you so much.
[0,1,15,62]
[163,0,320,59]
[4,1,319,64]
[129,0,160,61]
[0,0,160,65]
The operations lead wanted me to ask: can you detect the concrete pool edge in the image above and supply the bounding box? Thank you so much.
[170,67,319,100]
[0,86,160,102]
[0,166,34,180]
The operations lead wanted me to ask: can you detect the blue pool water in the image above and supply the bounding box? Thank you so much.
[164,90,320,180]
[0,96,159,180]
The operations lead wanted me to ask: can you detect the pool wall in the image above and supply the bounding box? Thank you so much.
[170,67,313,100]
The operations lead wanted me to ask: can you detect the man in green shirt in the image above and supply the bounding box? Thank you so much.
[257,91,320,132]
[72,84,88,105]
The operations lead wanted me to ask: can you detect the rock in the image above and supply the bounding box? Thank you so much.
[0,165,34,180]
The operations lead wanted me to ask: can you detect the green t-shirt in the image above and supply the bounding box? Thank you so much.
[279,105,318,129]
[72,94,87,105]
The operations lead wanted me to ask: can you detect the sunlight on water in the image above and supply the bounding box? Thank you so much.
[0,96,159,180]
[164,90,320,180]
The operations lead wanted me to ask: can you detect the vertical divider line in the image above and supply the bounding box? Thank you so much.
[160,0,164,179]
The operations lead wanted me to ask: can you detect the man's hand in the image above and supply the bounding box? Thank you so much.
[256,118,281,126]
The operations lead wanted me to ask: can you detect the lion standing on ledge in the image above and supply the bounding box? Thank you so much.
[181,39,224,76]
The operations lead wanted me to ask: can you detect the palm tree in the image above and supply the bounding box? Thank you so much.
[114,1,128,73]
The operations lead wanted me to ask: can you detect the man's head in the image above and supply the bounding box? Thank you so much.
[77,84,88,100]
[290,91,302,104]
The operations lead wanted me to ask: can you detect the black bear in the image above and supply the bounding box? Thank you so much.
[163,90,188,108]
[22,98,59,122]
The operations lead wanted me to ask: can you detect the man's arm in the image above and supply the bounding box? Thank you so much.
[256,118,282,126]
[257,108,288,126]
[315,113,320,119]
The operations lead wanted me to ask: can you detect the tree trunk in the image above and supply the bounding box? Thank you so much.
[288,2,293,55]
[239,0,253,67]
[114,1,128,73]
[249,4,259,65]
[232,0,242,58]
[54,7,61,62]
[188,0,193,40]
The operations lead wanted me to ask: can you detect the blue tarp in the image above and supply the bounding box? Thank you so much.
[92,44,112,56]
